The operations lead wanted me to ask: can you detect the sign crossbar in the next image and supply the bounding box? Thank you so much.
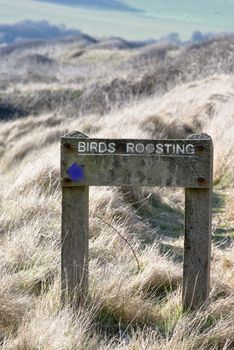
[61,131,213,310]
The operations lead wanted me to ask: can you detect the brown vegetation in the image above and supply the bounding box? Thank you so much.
[0,34,233,349]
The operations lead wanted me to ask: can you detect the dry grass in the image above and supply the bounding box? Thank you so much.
[0,36,234,349]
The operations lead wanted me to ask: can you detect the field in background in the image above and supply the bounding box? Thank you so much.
[0,33,234,348]
[0,0,234,40]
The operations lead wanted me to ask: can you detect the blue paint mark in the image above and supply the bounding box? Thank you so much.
[67,163,84,182]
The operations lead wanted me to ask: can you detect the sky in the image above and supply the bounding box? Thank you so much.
[0,0,233,40]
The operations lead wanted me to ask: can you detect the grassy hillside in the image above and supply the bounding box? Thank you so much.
[0,0,234,40]
[0,34,234,349]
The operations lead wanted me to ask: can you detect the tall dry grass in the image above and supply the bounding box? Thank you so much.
[0,40,234,349]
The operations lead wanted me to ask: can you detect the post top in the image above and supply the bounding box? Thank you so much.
[62,131,212,142]
[64,131,88,139]
[188,133,212,140]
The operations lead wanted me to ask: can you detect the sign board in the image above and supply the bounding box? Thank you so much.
[61,133,212,188]
[61,131,213,310]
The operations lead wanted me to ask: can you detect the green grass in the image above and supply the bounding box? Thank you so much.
[0,0,234,41]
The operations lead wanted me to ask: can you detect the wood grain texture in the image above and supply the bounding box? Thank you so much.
[61,132,213,311]
[61,138,212,188]
[61,186,89,306]
[183,188,212,310]
[183,133,213,310]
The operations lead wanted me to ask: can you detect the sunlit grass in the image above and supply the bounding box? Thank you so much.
[0,35,234,349]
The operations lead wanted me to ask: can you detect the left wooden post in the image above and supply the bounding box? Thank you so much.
[61,132,89,306]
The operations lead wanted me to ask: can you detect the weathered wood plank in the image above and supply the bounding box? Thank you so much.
[61,186,89,306]
[61,137,212,156]
[183,134,213,310]
[183,188,212,310]
[61,138,212,188]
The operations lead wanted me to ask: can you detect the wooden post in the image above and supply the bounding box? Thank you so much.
[61,186,89,306]
[61,132,89,306]
[183,134,213,310]
[183,188,212,310]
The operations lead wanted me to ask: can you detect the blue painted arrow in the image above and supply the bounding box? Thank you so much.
[66,163,84,182]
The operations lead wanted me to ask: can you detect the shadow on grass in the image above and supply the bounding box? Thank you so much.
[212,191,225,213]
[212,191,234,247]
[159,242,184,263]
[120,187,184,241]
[122,188,233,260]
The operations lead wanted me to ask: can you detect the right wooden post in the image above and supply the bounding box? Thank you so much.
[183,134,213,311]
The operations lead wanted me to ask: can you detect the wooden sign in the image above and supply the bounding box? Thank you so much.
[61,131,213,310]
